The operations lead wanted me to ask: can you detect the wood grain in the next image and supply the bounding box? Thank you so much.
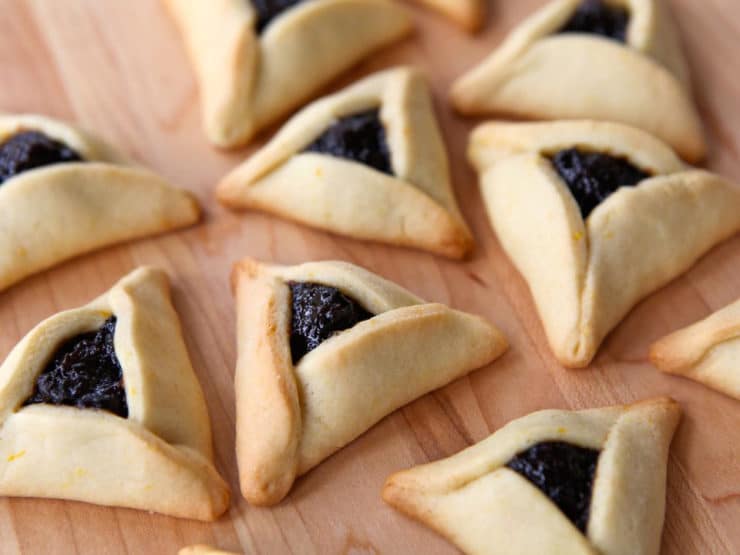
[0,0,738,553]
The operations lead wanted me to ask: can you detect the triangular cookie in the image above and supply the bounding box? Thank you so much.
[651,298,740,401]
[0,267,230,520]
[217,67,474,259]
[469,120,740,368]
[0,114,200,293]
[164,0,412,148]
[450,0,705,162]
[411,0,485,31]
[231,257,508,505]
[384,398,680,555]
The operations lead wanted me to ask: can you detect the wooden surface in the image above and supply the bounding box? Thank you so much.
[0,0,739,553]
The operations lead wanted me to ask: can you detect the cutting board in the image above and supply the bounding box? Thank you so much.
[0,0,738,553]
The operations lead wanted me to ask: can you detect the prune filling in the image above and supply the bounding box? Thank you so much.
[551,148,651,218]
[557,0,630,43]
[0,130,83,186]
[23,316,128,418]
[506,441,600,533]
[252,0,306,34]
[289,282,373,363]
[304,109,393,175]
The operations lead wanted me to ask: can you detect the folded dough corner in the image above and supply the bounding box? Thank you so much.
[450,0,706,162]
[164,0,413,148]
[0,267,229,521]
[216,67,474,259]
[384,397,680,555]
[0,113,200,293]
[230,257,508,506]
[468,120,740,368]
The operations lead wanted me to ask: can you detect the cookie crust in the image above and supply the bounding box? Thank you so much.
[451,0,705,162]
[164,0,412,148]
[0,114,200,293]
[469,120,740,368]
[0,268,230,520]
[232,257,508,505]
[217,68,473,259]
[383,398,681,555]
[650,298,740,401]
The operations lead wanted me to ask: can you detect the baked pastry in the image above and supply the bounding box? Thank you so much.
[217,67,474,259]
[450,0,705,162]
[0,267,230,520]
[180,547,238,555]
[384,397,680,555]
[650,298,740,401]
[469,120,740,368]
[231,257,508,505]
[0,114,200,293]
[411,0,484,31]
[164,0,412,148]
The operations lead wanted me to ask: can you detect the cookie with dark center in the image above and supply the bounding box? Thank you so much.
[551,148,651,218]
[289,282,373,363]
[0,130,83,186]
[304,109,393,175]
[506,441,600,533]
[252,0,306,33]
[558,0,630,43]
[23,316,128,418]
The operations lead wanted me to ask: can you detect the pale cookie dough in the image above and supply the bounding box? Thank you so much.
[469,120,740,368]
[217,67,474,259]
[232,257,508,505]
[384,398,680,555]
[164,0,412,148]
[451,0,705,162]
[0,267,230,520]
[0,113,200,293]
[651,298,740,401]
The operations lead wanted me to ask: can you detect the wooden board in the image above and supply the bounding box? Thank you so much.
[0,0,739,553]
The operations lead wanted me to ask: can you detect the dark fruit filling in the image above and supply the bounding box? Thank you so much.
[0,130,83,186]
[506,441,600,533]
[252,0,306,33]
[23,316,128,418]
[289,282,373,363]
[558,0,630,43]
[304,109,393,175]
[550,148,651,218]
